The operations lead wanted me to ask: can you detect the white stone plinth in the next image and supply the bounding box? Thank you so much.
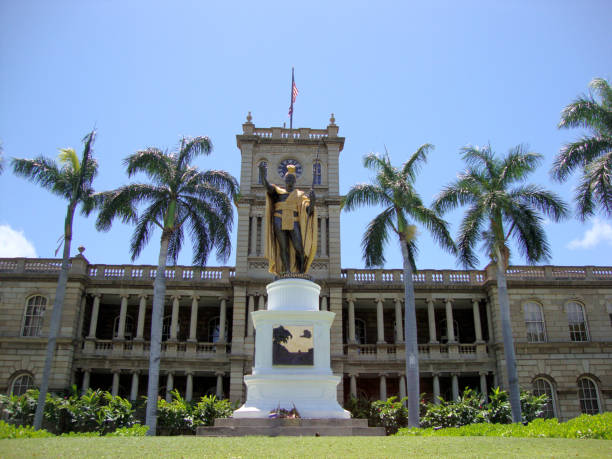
[234,278,349,419]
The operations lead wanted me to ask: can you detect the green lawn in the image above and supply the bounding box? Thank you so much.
[1,436,611,458]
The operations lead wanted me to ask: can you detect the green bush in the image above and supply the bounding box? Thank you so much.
[344,396,372,421]
[0,420,54,439]
[192,395,233,428]
[397,413,612,439]
[106,424,149,437]
[157,390,233,434]
[370,397,409,434]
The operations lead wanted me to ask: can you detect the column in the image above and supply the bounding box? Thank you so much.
[394,298,404,343]
[376,298,385,343]
[480,372,488,400]
[258,294,266,311]
[87,294,101,338]
[473,299,483,342]
[185,372,193,402]
[348,298,356,343]
[320,295,328,312]
[170,296,179,340]
[349,374,357,398]
[130,372,139,401]
[399,375,407,401]
[320,216,327,257]
[379,374,387,400]
[250,216,258,256]
[136,295,147,340]
[247,295,255,337]
[81,369,90,395]
[433,374,441,405]
[116,295,128,339]
[218,298,227,342]
[445,299,456,342]
[111,371,120,396]
[165,372,174,402]
[493,373,498,389]
[427,299,438,343]
[485,300,494,343]
[451,374,459,401]
[189,296,199,342]
[216,372,224,399]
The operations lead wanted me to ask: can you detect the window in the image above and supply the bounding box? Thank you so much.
[524,301,546,342]
[162,315,172,341]
[21,295,47,337]
[113,315,134,339]
[312,161,322,185]
[532,378,556,418]
[565,301,589,342]
[257,160,267,184]
[578,377,601,415]
[355,318,366,344]
[208,316,228,343]
[11,373,34,396]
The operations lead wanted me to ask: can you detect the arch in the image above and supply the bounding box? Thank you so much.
[113,315,135,340]
[531,375,557,418]
[565,300,589,342]
[577,375,601,415]
[257,159,268,184]
[21,295,47,337]
[312,160,322,185]
[523,301,546,342]
[208,316,229,343]
[9,371,35,396]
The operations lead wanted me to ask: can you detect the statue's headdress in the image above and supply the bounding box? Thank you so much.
[286,165,296,176]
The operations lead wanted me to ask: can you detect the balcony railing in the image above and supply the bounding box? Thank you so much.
[345,342,489,361]
[82,339,229,357]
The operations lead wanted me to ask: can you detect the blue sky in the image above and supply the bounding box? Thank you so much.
[1,0,611,270]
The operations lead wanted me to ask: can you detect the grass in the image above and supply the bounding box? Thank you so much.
[1,436,611,458]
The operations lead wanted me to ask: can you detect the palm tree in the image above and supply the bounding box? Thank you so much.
[95,136,238,436]
[433,144,568,423]
[342,145,455,428]
[552,77,612,219]
[12,131,98,430]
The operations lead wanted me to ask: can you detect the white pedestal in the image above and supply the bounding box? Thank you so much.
[234,278,350,419]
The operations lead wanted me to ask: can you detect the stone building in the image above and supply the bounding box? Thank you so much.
[0,116,610,421]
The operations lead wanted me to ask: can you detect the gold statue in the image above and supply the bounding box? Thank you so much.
[259,164,317,275]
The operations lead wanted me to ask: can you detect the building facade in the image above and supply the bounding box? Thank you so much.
[0,116,611,420]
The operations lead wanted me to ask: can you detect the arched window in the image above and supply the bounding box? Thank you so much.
[577,377,601,415]
[113,315,134,340]
[355,318,367,344]
[208,316,229,343]
[312,161,322,185]
[11,373,34,396]
[565,301,589,342]
[162,315,172,341]
[21,295,47,337]
[257,160,267,184]
[524,301,546,342]
[532,378,556,418]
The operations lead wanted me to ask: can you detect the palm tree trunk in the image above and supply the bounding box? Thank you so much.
[495,255,522,423]
[401,239,420,428]
[33,203,75,430]
[145,234,170,436]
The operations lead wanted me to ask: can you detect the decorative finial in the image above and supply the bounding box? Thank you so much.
[78,246,85,254]
[246,111,253,122]
[330,113,336,125]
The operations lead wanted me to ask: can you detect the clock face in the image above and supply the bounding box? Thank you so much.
[277,159,302,178]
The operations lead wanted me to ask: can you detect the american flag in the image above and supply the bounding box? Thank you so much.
[288,80,298,116]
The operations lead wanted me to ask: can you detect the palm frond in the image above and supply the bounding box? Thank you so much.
[498,146,541,186]
[11,157,73,198]
[461,145,496,178]
[576,152,612,219]
[129,201,166,260]
[456,204,485,268]
[96,184,165,231]
[432,176,479,214]
[505,204,550,264]
[409,204,456,255]
[401,143,433,181]
[559,95,612,134]
[124,148,172,182]
[361,207,394,268]
[551,136,611,181]
[177,136,212,169]
[58,148,80,173]
[342,184,392,211]
[511,185,569,222]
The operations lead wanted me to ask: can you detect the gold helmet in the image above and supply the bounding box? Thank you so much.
[286,164,297,176]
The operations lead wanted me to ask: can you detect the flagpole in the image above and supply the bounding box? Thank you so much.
[289,67,294,130]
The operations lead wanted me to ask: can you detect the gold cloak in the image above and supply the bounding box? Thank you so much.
[264,185,317,275]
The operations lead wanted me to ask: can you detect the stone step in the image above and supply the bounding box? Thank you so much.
[196,418,385,437]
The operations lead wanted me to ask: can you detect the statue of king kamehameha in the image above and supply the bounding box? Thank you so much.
[259,163,317,275]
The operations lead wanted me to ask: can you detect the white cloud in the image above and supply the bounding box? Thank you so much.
[0,225,37,257]
[567,219,612,250]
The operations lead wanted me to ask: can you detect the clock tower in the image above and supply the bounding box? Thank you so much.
[234,113,345,281]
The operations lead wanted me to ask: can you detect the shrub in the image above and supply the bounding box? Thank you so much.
[0,420,53,439]
[370,397,409,434]
[157,390,194,435]
[192,395,233,427]
[106,424,149,437]
[344,396,372,421]
[421,388,487,429]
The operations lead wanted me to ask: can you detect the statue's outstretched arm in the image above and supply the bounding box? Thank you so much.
[259,164,275,195]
